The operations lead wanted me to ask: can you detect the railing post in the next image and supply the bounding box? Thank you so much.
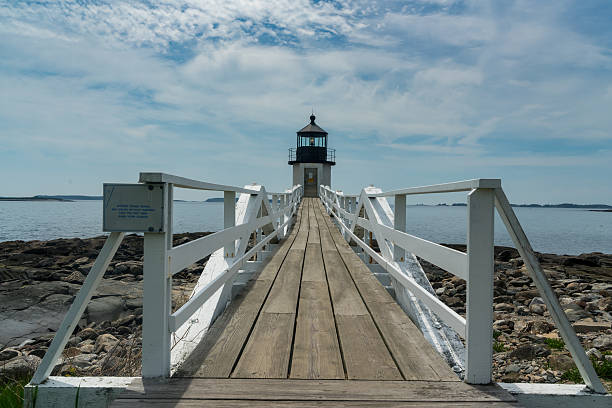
[465,187,494,384]
[142,182,171,378]
[394,194,406,262]
[224,191,236,257]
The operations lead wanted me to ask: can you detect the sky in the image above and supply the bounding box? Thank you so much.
[1,0,611,204]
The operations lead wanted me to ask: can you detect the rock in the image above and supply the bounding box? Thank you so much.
[77,327,98,340]
[28,348,48,358]
[508,344,550,360]
[495,303,515,312]
[593,335,612,350]
[0,348,20,361]
[62,270,85,284]
[563,303,590,322]
[497,250,515,262]
[572,320,611,333]
[598,298,612,312]
[95,333,119,353]
[494,319,515,333]
[516,306,530,316]
[435,287,445,296]
[66,336,82,347]
[0,355,41,377]
[79,344,95,354]
[529,297,546,315]
[505,363,521,373]
[548,354,575,371]
[586,348,602,360]
[67,353,97,369]
[563,256,600,267]
[63,347,81,358]
[524,320,554,334]
[86,296,125,323]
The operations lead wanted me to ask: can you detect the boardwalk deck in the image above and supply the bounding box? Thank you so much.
[113,198,519,407]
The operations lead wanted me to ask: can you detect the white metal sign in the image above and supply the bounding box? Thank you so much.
[103,184,164,232]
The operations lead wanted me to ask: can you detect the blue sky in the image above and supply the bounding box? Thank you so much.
[1,0,611,204]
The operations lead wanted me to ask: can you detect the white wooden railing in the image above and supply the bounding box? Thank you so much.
[320,180,606,394]
[30,173,302,384]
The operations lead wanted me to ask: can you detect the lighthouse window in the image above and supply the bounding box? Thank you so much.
[310,137,315,146]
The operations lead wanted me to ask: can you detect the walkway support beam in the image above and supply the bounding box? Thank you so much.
[142,182,172,378]
[465,188,494,384]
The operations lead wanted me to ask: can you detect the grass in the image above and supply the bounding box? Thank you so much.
[544,338,565,350]
[561,357,612,383]
[493,330,502,340]
[0,376,30,408]
[493,341,507,353]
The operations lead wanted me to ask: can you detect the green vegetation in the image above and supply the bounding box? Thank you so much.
[561,357,612,383]
[493,330,502,340]
[0,376,29,408]
[493,341,507,353]
[544,338,565,350]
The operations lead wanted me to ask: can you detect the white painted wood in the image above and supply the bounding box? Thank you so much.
[495,189,606,394]
[142,182,171,378]
[139,172,263,195]
[224,191,236,257]
[168,214,273,275]
[366,179,501,197]
[333,217,466,336]
[465,188,494,385]
[25,376,138,408]
[394,194,406,262]
[375,223,468,280]
[169,213,293,331]
[499,383,611,408]
[30,232,125,384]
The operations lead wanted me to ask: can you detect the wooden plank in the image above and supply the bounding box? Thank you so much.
[176,280,269,378]
[321,249,368,316]
[302,244,325,282]
[367,301,458,381]
[233,204,308,378]
[290,281,344,380]
[307,200,320,245]
[317,200,458,381]
[119,378,516,402]
[263,249,304,314]
[231,313,295,378]
[336,315,402,380]
[178,202,306,378]
[112,399,519,407]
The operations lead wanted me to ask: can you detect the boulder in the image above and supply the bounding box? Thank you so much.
[77,328,98,340]
[529,297,547,315]
[0,355,41,377]
[95,333,119,353]
[563,303,590,322]
[593,335,612,350]
[0,348,20,361]
[86,296,125,323]
[572,320,611,333]
[548,354,574,371]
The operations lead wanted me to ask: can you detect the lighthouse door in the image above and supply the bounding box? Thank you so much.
[304,168,318,197]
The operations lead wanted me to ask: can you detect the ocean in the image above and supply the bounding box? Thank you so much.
[0,201,610,255]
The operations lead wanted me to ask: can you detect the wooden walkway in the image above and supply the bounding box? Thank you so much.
[113,198,519,407]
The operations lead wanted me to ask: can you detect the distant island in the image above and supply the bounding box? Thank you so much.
[446,203,612,209]
[1,195,610,210]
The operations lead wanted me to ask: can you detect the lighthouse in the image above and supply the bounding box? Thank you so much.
[288,114,336,197]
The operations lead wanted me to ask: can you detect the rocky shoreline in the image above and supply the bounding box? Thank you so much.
[1,234,611,391]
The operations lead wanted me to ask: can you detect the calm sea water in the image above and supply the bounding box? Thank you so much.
[0,201,610,255]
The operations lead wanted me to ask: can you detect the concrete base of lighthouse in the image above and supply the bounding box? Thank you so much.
[292,163,331,197]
